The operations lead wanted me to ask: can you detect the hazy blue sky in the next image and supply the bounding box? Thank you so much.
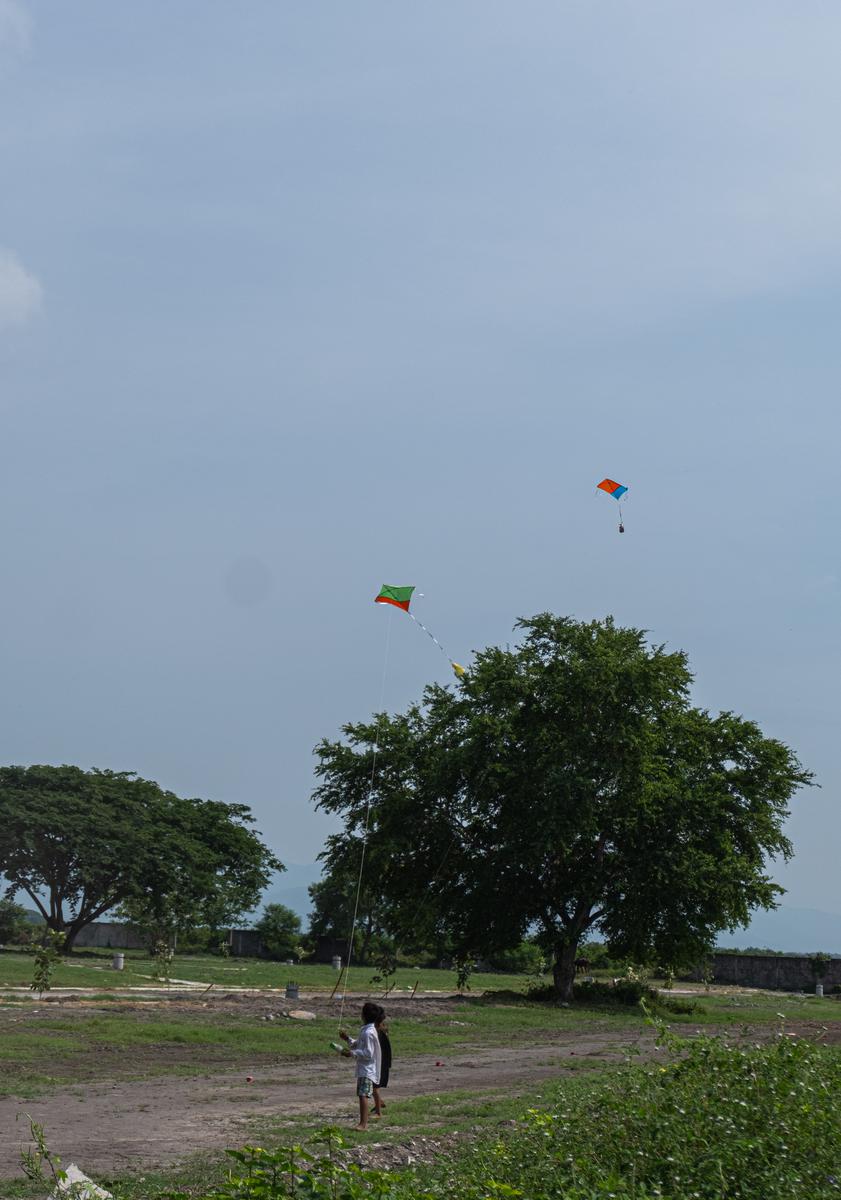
[1,3,837,927]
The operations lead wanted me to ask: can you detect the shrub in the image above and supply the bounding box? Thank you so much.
[575,978,649,1006]
[445,1026,841,1199]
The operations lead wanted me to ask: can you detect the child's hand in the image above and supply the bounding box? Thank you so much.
[341,1048,351,1057]
[339,1030,350,1041]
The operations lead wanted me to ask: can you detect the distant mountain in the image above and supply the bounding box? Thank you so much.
[716,906,841,955]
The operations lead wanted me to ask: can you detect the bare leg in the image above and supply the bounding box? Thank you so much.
[355,1094,369,1131]
[372,1087,382,1117]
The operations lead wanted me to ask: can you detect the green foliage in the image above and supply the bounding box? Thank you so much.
[152,939,175,983]
[438,1028,841,1199]
[18,1115,72,1193]
[576,940,622,970]
[0,897,29,943]
[314,613,813,1000]
[254,904,302,961]
[30,930,63,995]
[0,764,281,950]
[163,1129,408,1199]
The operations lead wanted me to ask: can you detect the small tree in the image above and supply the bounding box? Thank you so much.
[31,931,64,996]
[255,903,302,961]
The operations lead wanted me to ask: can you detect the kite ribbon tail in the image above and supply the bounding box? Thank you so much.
[408,612,449,660]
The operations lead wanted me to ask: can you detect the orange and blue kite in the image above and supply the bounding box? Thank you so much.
[597,478,628,533]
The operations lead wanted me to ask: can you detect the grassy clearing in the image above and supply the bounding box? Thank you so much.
[0,949,539,994]
[0,995,634,1101]
[1,979,840,1101]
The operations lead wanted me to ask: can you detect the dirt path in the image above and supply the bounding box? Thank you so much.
[0,1032,635,1181]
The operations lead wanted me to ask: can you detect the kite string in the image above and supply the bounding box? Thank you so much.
[338,609,391,1033]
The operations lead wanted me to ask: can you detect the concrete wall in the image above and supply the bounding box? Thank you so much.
[689,952,841,991]
[73,921,147,950]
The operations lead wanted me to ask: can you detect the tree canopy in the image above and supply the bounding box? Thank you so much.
[314,614,813,999]
[0,764,282,950]
[254,903,302,961]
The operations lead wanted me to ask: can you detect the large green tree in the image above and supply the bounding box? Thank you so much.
[314,615,812,1000]
[0,765,282,951]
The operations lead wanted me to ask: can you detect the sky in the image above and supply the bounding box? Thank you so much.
[0,3,838,934]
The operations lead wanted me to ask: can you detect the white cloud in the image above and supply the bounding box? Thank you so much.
[0,249,42,327]
[0,0,29,53]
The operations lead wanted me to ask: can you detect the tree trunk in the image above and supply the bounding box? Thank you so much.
[61,916,91,954]
[552,941,579,1002]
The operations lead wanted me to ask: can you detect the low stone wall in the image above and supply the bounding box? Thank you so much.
[688,952,841,991]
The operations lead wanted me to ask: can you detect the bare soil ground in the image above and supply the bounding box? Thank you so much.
[0,995,637,1181]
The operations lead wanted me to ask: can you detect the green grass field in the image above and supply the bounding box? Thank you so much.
[0,948,534,994]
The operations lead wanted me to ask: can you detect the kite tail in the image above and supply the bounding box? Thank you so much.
[408,613,465,679]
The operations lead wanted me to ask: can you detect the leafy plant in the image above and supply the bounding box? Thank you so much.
[30,930,63,995]
[152,939,174,984]
[163,1128,410,1199]
[438,1024,841,1199]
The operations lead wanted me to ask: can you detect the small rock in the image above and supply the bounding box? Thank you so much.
[287,1009,317,1020]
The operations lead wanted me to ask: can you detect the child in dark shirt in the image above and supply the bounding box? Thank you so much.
[372,1007,391,1119]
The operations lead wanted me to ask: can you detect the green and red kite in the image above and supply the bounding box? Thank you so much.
[374,583,465,678]
[374,584,415,612]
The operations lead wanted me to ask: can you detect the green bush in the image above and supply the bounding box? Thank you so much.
[163,1131,408,1199]
[575,978,649,1006]
[442,1026,841,1199]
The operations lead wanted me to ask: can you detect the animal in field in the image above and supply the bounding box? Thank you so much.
[574,957,590,974]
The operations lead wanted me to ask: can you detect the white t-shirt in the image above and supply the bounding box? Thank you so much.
[349,1022,381,1082]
